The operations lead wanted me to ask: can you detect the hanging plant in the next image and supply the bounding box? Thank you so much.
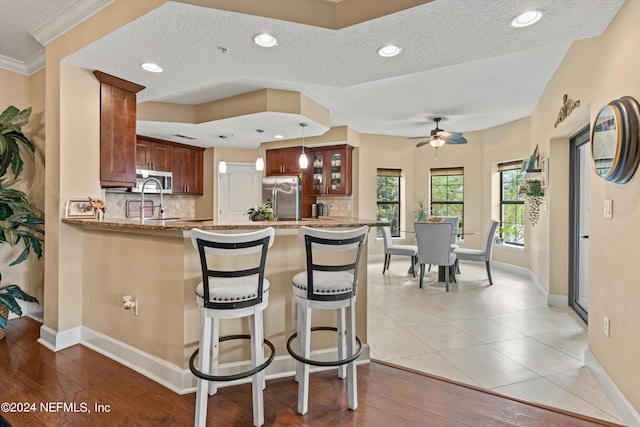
[523,179,543,226]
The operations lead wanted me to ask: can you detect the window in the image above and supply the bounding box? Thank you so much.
[376,169,401,237]
[499,160,525,245]
[430,167,464,234]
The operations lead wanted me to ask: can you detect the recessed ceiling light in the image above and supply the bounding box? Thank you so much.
[377,45,402,58]
[253,33,278,48]
[274,134,284,139]
[511,10,543,28]
[141,62,163,73]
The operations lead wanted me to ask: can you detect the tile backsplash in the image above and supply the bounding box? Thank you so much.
[316,196,353,217]
[105,193,195,220]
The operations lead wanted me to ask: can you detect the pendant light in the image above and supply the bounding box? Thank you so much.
[255,129,265,171]
[298,123,308,169]
[218,135,227,174]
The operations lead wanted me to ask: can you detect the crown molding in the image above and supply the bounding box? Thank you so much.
[30,0,115,46]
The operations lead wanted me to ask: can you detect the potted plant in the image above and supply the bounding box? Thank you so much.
[495,227,504,245]
[523,178,544,226]
[0,276,38,338]
[0,106,44,339]
[244,203,276,221]
[412,198,430,222]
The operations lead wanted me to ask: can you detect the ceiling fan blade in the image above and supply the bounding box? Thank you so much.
[407,136,430,140]
[415,138,432,147]
[437,131,463,138]
[444,135,467,145]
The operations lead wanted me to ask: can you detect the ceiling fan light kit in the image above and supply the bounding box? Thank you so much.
[412,117,467,157]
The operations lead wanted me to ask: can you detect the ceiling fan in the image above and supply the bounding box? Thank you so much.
[411,117,467,148]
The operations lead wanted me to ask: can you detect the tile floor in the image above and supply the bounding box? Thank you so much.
[367,257,624,424]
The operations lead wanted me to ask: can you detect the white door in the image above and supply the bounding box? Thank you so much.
[218,163,262,221]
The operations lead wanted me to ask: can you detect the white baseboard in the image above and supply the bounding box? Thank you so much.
[38,324,370,394]
[586,351,640,426]
[491,261,567,306]
[547,293,568,307]
[37,324,82,351]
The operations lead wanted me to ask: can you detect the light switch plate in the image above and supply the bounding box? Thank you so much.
[604,199,613,219]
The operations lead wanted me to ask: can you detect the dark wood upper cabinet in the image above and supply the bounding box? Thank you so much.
[171,143,204,195]
[136,135,172,171]
[308,145,353,196]
[94,70,145,188]
[265,146,304,175]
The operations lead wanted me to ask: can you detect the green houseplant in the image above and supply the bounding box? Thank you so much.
[244,203,276,221]
[412,198,430,222]
[0,106,44,338]
[523,179,544,226]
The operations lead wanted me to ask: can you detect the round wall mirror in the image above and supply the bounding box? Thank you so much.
[591,96,640,184]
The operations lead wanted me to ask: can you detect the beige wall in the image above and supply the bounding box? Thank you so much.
[524,0,640,410]
[0,69,46,303]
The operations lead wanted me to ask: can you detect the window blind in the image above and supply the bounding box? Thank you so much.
[430,167,464,176]
[377,168,402,177]
[497,160,524,172]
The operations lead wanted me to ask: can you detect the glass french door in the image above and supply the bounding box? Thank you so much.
[569,125,590,323]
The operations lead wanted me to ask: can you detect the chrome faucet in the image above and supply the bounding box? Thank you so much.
[140,177,165,222]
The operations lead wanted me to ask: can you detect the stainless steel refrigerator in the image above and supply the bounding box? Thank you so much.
[262,176,301,221]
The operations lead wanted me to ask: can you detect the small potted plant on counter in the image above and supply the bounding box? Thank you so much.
[244,203,276,221]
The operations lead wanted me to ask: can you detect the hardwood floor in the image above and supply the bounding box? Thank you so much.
[0,317,624,426]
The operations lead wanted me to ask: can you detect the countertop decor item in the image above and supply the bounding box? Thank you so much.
[244,203,276,221]
[89,197,106,221]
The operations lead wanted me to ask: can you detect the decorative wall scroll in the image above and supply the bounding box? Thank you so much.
[554,94,581,128]
[591,96,640,184]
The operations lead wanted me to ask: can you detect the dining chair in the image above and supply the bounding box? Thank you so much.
[414,222,457,291]
[454,220,500,286]
[381,226,418,276]
[426,217,459,273]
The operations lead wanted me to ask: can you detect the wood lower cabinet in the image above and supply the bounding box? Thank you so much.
[94,71,145,188]
[171,144,204,195]
[309,145,353,196]
[136,136,172,171]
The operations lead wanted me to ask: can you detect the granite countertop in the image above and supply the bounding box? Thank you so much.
[62,216,388,231]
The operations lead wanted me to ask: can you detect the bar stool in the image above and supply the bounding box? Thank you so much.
[189,227,276,427]
[286,225,369,415]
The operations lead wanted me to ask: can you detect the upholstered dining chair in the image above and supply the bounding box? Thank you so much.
[426,217,459,273]
[381,226,418,277]
[414,222,457,291]
[454,220,500,286]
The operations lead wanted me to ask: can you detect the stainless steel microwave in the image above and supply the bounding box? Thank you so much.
[132,169,173,193]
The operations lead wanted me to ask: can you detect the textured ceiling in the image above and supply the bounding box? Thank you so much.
[2,0,627,148]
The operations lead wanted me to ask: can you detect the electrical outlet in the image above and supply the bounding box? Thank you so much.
[603,316,610,337]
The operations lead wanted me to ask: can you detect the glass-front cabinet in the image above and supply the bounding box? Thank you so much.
[309,145,353,196]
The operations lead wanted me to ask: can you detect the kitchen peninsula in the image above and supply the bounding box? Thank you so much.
[62,216,385,394]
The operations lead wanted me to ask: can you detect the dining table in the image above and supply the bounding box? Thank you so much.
[403,227,480,282]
